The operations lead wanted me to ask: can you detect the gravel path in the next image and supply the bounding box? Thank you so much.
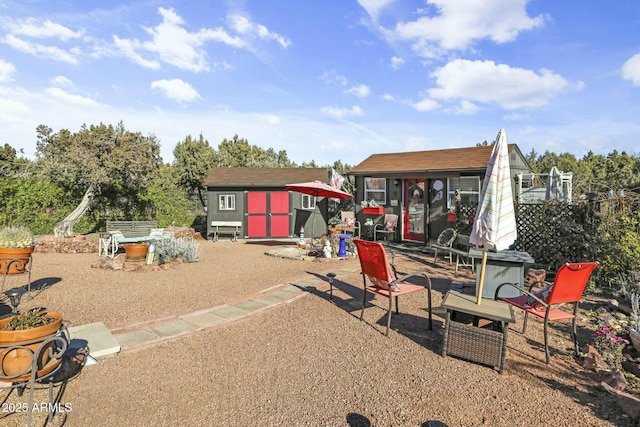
[1,239,632,427]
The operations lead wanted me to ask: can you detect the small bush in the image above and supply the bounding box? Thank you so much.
[155,237,200,263]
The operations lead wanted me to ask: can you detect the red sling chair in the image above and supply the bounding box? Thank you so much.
[494,261,599,363]
[353,239,433,336]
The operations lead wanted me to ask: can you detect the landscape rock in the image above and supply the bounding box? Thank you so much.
[603,381,640,421]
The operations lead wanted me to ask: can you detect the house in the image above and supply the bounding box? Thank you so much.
[204,168,329,240]
[348,144,531,244]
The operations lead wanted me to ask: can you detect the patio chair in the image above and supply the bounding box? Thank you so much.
[340,211,361,238]
[431,228,457,264]
[373,214,398,243]
[353,239,433,336]
[494,261,599,364]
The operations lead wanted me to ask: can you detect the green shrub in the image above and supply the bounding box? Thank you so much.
[155,237,200,263]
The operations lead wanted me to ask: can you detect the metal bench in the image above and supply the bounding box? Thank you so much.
[211,221,242,241]
[433,231,474,273]
[104,220,171,257]
[106,220,158,239]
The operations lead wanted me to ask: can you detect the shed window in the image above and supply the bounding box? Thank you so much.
[219,194,236,211]
[447,177,480,208]
[364,178,387,205]
[301,195,316,210]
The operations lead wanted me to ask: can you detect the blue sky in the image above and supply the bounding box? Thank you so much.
[0,0,639,166]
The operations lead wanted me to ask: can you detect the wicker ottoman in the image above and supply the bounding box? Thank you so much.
[441,291,515,373]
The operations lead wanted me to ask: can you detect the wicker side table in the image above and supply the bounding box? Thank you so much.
[441,290,515,373]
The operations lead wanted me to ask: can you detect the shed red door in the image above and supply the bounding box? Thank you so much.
[247,192,268,238]
[246,191,290,238]
[269,192,290,237]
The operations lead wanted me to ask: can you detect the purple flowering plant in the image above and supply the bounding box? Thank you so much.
[593,325,629,370]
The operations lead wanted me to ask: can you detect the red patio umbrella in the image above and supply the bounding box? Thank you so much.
[285,181,353,200]
[285,181,353,237]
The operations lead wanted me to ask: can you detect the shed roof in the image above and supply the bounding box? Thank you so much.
[349,144,519,175]
[205,167,328,187]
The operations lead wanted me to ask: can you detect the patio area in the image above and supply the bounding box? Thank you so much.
[0,239,630,426]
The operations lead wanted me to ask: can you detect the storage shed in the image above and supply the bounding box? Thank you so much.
[204,168,329,240]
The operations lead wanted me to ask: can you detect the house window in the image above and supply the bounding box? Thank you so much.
[219,194,236,211]
[301,195,316,210]
[447,177,480,208]
[364,178,387,205]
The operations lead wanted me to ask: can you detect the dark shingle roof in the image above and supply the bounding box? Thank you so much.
[205,168,327,187]
[349,145,517,174]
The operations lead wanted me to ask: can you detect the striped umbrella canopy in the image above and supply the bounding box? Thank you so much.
[470,129,517,304]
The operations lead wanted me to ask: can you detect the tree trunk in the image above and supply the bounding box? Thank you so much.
[54,186,95,238]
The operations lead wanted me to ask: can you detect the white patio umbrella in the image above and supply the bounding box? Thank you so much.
[469,129,518,304]
[545,166,562,200]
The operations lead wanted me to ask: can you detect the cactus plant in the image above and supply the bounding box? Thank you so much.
[1,308,56,331]
[0,225,34,248]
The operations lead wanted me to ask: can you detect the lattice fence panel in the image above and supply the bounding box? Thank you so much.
[453,201,601,273]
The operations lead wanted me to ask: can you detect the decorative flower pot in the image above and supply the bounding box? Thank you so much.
[363,207,384,215]
[124,243,149,262]
[0,246,34,274]
[0,312,63,381]
[630,326,640,352]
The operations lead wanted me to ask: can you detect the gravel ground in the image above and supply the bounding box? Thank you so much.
[0,239,633,427]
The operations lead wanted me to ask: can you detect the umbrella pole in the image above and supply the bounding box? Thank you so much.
[311,191,319,239]
[476,250,488,305]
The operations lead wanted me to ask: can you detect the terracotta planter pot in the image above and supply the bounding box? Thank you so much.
[0,312,63,381]
[124,243,149,261]
[0,246,34,274]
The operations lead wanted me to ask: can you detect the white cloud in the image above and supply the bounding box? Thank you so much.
[381,93,394,101]
[412,98,440,111]
[115,7,245,73]
[51,75,72,87]
[0,86,30,117]
[390,56,404,70]
[0,59,16,82]
[344,84,370,98]
[113,36,161,69]
[114,7,289,73]
[2,34,79,63]
[622,53,640,86]
[428,59,570,109]
[151,78,200,104]
[320,105,363,119]
[261,114,281,125]
[321,70,348,86]
[0,87,32,123]
[357,0,396,22]
[5,18,84,41]
[385,0,546,58]
[453,100,478,115]
[44,87,100,107]
[227,13,291,48]
[504,112,529,121]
